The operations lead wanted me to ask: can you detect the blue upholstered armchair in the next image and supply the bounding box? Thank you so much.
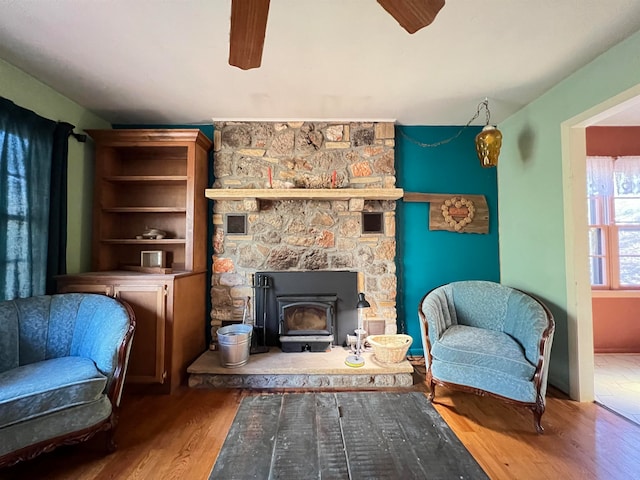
[419,281,555,433]
[0,293,135,467]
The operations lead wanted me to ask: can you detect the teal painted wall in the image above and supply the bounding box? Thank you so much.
[396,126,500,355]
[499,29,640,393]
[0,58,111,274]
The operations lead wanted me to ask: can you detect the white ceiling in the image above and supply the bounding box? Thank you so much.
[1,0,640,126]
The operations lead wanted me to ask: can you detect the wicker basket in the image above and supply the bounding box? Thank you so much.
[367,334,413,364]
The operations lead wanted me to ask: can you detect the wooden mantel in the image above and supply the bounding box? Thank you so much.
[204,188,404,201]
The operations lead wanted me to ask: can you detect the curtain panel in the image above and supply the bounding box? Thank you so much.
[0,97,71,301]
[587,156,640,196]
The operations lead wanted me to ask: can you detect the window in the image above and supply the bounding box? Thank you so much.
[587,156,640,289]
[1,97,70,300]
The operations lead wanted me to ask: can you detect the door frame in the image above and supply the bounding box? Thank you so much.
[561,83,640,401]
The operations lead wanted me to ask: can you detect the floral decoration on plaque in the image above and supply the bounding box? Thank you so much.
[441,196,475,231]
[422,193,488,234]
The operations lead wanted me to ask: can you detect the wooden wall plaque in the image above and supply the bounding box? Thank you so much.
[403,192,489,234]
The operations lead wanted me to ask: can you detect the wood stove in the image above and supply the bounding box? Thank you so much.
[278,295,336,352]
[254,271,358,352]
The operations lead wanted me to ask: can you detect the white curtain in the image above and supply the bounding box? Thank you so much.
[586,156,640,196]
[586,156,613,196]
[614,156,640,195]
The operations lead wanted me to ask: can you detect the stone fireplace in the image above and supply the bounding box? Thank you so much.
[208,121,400,347]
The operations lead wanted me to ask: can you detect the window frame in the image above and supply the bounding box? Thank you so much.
[588,191,640,290]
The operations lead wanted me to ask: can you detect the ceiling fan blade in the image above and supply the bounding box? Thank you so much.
[377,0,445,34]
[229,0,270,70]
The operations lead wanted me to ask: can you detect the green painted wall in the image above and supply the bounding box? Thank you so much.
[396,126,500,355]
[499,30,640,392]
[0,58,111,274]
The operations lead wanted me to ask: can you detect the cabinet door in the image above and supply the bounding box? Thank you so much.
[115,284,167,384]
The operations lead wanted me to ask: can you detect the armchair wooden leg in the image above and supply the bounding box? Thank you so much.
[105,429,117,453]
[532,403,545,434]
[104,413,119,452]
[428,379,436,401]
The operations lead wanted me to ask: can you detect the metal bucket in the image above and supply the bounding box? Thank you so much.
[217,324,253,368]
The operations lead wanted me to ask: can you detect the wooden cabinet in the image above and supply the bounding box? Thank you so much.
[57,129,211,393]
[86,129,210,272]
[58,271,206,392]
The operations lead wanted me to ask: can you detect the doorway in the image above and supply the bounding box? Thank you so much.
[586,118,640,425]
[562,84,640,411]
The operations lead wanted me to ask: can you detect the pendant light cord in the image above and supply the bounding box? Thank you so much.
[398,98,492,148]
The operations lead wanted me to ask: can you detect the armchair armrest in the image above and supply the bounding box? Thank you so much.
[68,295,136,399]
[504,290,555,367]
[419,284,457,342]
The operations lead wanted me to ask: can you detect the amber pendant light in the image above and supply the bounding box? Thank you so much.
[475,124,502,168]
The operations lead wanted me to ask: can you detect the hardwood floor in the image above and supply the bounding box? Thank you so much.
[2,363,640,480]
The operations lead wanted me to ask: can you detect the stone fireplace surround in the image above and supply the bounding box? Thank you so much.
[208,120,401,352]
[188,120,413,388]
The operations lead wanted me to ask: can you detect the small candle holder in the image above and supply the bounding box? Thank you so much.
[345,293,370,368]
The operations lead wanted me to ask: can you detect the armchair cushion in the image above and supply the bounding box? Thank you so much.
[431,358,538,404]
[0,357,107,429]
[0,397,112,458]
[431,325,536,380]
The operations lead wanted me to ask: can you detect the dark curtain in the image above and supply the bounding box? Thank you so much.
[0,97,72,300]
[46,122,74,294]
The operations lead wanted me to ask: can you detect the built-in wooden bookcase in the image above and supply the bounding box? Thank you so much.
[87,129,210,272]
[57,129,211,392]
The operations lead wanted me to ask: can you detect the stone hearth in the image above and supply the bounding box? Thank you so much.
[188,347,413,390]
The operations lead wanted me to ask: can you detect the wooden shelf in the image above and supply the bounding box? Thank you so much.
[205,188,404,201]
[102,207,187,213]
[104,176,188,184]
[100,239,186,244]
